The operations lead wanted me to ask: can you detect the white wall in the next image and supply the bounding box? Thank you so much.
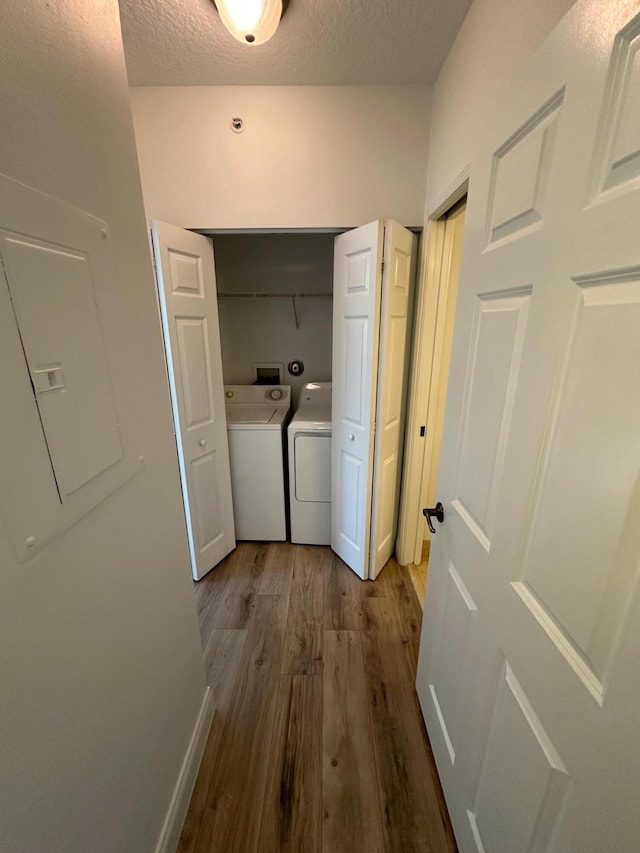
[0,2,207,850]
[130,85,431,229]
[213,234,333,403]
[425,0,578,210]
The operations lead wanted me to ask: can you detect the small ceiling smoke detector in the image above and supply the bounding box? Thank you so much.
[212,0,288,46]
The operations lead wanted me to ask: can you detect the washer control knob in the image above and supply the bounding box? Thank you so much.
[268,388,283,400]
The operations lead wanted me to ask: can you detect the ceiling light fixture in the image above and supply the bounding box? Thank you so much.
[213,0,288,46]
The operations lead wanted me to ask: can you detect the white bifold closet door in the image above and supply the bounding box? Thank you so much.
[331,220,417,580]
[151,221,235,580]
[416,0,640,850]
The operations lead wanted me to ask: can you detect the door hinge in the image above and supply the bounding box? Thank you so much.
[381,260,385,274]
[420,425,426,437]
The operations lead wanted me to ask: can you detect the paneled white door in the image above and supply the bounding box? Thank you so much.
[151,221,235,580]
[332,220,416,579]
[417,1,640,851]
[332,221,383,578]
[369,222,417,578]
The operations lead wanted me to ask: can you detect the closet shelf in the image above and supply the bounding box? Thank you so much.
[217,291,332,330]
[217,291,332,299]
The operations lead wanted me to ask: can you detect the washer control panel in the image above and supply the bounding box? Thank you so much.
[224,385,291,405]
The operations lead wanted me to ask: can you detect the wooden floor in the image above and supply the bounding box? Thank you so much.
[179,542,456,853]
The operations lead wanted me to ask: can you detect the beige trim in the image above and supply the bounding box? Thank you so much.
[420,201,466,549]
[396,173,469,567]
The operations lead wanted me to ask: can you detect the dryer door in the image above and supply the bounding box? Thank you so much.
[295,434,331,502]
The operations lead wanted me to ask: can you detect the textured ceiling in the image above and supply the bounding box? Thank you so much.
[119,0,473,86]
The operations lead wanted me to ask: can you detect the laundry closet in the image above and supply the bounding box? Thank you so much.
[213,232,335,550]
[212,232,334,404]
[152,219,417,584]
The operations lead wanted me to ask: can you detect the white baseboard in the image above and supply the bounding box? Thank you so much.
[155,686,215,853]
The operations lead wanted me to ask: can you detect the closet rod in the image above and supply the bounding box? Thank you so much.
[217,291,332,299]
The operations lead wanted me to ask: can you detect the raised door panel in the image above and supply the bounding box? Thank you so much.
[428,562,478,765]
[175,316,215,430]
[467,661,570,853]
[380,315,406,432]
[373,315,407,562]
[342,317,368,428]
[389,240,411,293]
[345,247,373,294]
[191,450,224,554]
[338,451,363,550]
[591,17,640,198]
[168,248,204,296]
[485,93,563,248]
[373,452,396,556]
[453,290,531,551]
[514,270,640,699]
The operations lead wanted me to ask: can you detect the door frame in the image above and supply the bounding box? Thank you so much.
[396,167,470,568]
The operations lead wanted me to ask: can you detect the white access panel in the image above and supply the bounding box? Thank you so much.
[0,174,141,563]
[3,235,123,498]
[227,429,287,541]
[295,434,332,502]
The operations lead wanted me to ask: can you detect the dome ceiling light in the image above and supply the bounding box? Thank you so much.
[212,0,289,45]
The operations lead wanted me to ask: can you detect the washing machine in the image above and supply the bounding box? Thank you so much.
[225,385,291,541]
[288,382,332,545]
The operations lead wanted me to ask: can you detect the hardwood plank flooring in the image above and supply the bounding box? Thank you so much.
[260,674,323,852]
[323,629,385,853]
[259,541,295,597]
[281,545,324,675]
[323,551,364,631]
[208,543,268,629]
[179,544,456,853]
[192,595,288,853]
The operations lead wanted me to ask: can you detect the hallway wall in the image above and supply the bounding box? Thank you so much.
[130,84,432,229]
[0,1,208,849]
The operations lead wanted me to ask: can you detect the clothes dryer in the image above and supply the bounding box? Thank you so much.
[287,382,332,545]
